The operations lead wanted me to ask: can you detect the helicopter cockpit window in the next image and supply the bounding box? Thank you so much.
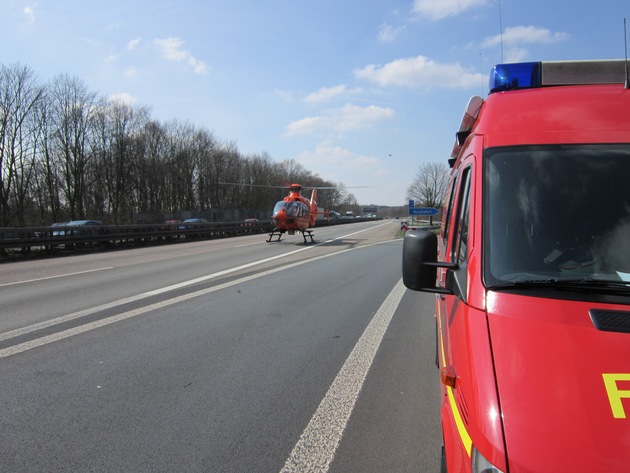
[484,144,630,287]
[273,201,308,217]
[285,201,307,217]
[273,201,286,215]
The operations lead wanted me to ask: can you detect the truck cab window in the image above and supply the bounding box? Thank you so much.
[457,169,471,266]
[442,173,459,246]
[452,167,472,266]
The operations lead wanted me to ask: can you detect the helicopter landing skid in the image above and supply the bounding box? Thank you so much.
[267,229,284,242]
[300,229,315,244]
[266,228,315,243]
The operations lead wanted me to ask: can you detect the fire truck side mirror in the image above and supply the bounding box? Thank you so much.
[402,230,454,294]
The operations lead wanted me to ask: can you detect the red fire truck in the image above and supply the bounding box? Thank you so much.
[403,60,630,472]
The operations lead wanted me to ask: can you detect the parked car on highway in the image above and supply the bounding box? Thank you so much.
[50,221,69,235]
[69,220,103,226]
[182,218,208,224]
[179,218,209,232]
[52,220,103,236]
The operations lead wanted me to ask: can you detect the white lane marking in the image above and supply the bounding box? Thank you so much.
[0,225,391,341]
[0,241,401,358]
[234,241,266,248]
[0,256,311,358]
[331,221,391,239]
[0,245,316,342]
[279,279,407,473]
[234,221,389,248]
[0,267,114,287]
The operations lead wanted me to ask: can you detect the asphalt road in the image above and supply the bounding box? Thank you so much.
[0,221,441,473]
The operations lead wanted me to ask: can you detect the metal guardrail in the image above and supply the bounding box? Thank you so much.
[0,217,376,257]
[0,221,269,252]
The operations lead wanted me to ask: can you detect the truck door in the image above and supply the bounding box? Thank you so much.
[436,160,475,471]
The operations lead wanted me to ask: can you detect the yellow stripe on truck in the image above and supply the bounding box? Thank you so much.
[437,304,473,457]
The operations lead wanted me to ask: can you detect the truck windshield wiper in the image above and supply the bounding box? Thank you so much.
[490,278,630,292]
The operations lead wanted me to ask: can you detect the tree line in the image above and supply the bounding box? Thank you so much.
[0,63,360,227]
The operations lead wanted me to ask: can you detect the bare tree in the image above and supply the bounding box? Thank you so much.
[274,159,309,184]
[47,74,100,220]
[321,182,344,210]
[406,162,450,210]
[0,64,45,226]
[241,152,278,217]
[128,120,172,216]
[93,99,149,222]
[341,192,361,215]
[212,141,242,210]
[191,128,218,213]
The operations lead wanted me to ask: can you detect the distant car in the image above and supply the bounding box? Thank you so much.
[50,221,69,236]
[243,218,259,226]
[52,219,103,236]
[69,220,103,226]
[179,218,208,230]
[182,218,208,224]
[164,219,182,225]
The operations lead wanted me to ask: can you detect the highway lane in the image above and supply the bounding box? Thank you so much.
[0,222,398,331]
[0,222,385,333]
[0,221,441,472]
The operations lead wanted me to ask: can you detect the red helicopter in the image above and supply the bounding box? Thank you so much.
[220,181,363,243]
[267,184,331,243]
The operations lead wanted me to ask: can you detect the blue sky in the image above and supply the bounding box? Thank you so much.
[3,0,629,206]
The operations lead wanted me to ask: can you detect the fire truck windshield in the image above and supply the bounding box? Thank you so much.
[484,144,630,287]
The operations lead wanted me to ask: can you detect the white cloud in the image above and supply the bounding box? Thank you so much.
[105,21,122,31]
[153,37,208,74]
[354,55,483,90]
[378,23,406,42]
[124,67,138,77]
[284,104,395,137]
[503,48,528,64]
[108,93,137,105]
[294,143,395,204]
[297,142,380,171]
[481,26,570,48]
[154,37,188,61]
[187,56,207,75]
[23,6,35,24]
[412,0,490,21]
[274,89,295,103]
[285,116,322,136]
[303,85,364,104]
[480,26,569,63]
[127,38,141,51]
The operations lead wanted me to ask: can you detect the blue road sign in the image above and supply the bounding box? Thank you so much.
[409,207,439,216]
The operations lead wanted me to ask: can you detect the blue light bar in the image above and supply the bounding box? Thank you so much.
[489,62,542,93]
[489,60,627,94]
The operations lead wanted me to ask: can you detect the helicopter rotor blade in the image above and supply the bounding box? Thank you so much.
[219,182,370,190]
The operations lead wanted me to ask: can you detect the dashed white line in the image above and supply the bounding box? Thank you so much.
[0,239,400,358]
[0,267,114,287]
[0,225,391,342]
[0,246,316,343]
